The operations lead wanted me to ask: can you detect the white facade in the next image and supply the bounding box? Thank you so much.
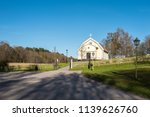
[78,36,109,60]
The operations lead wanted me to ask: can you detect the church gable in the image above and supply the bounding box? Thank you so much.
[78,36,109,60]
[79,38,104,52]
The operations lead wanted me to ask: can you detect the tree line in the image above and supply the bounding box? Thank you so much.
[0,41,68,63]
[103,28,150,58]
[1,28,150,64]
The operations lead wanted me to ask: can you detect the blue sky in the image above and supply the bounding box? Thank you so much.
[0,0,150,57]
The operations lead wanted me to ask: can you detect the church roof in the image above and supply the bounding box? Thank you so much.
[78,35,108,53]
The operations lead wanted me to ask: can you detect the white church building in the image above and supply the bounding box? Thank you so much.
[78,35,109,60]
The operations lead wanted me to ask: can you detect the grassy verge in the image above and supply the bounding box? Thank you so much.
[59,63,69,68]
[37,64,54,71]
[72,62,150,98]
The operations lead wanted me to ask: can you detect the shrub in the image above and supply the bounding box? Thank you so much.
[28,65,39,71]
[0,61,9,72]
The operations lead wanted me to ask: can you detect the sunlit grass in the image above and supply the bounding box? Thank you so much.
[59,63,69,68]
[37,64,54,71]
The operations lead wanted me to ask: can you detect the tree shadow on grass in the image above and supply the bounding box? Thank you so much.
[84,70,150,99]
[113,69,150,87]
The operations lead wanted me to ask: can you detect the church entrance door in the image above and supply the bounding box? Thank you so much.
[86,52,91,60]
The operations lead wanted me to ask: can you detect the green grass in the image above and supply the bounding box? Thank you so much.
[59,63,69,68]
[37,64,54,71]
[72,61,150,98]
[38,63,69,71]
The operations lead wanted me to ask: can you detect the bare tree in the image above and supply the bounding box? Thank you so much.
[103,28,134,58]
[138,42,146,60]
[145,35,150,54]
[0,41,13,62]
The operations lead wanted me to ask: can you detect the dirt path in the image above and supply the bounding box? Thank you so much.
[0,67,146,100]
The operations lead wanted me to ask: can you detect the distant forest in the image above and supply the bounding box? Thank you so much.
[0,41,68,63]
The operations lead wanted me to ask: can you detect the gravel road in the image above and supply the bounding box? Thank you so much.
[0,66,146,100]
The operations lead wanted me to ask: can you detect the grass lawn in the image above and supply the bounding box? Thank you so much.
[59,63,69,68]
[38,63,69,71]
[8,62,69,72]
[72,61,150,98]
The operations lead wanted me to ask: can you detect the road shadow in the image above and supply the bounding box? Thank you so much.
[0,71,39,80]
[0,72,144,100]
